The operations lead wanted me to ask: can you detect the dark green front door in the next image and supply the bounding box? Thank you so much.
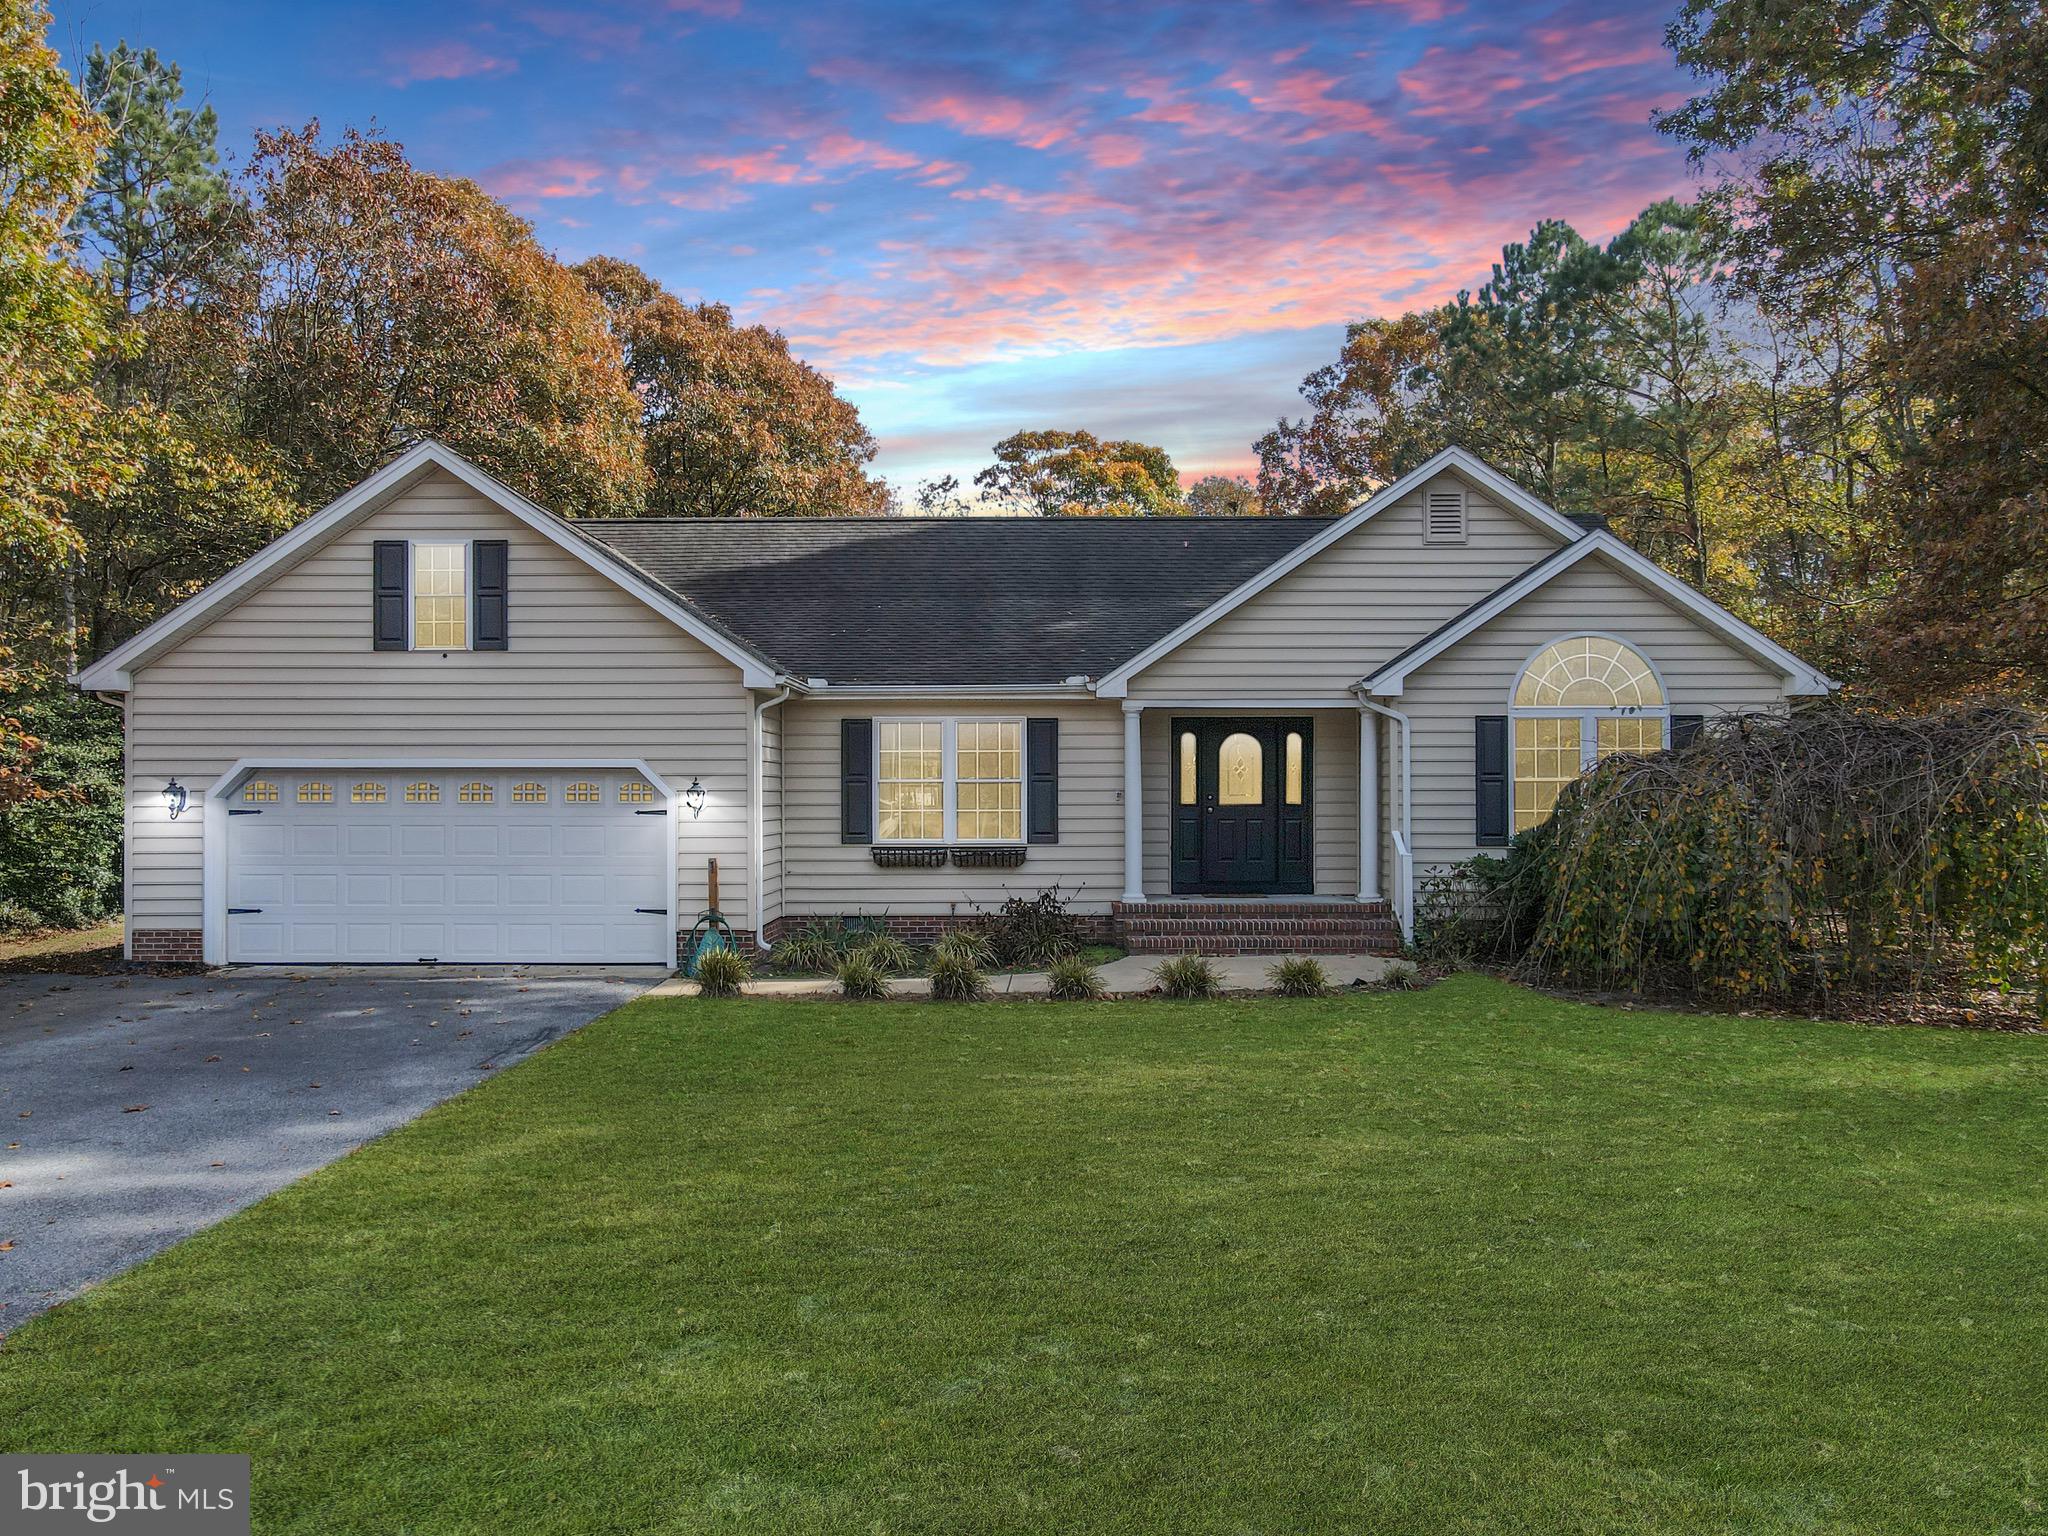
[1171,717,1312,895]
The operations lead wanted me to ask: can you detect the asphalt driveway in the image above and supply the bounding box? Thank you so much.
[0,965,662,1329]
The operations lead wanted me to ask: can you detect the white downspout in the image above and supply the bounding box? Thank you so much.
[749,687,791,953]
[1357,697,1414,946]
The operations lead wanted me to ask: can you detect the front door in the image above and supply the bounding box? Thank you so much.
[1170,717,1312,894]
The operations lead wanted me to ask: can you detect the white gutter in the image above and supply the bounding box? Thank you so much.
[1357,696,1414,947]
[749,687,791,953]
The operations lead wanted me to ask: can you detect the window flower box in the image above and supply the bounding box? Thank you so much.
[951,846,1027,869]
[871,846,948,869]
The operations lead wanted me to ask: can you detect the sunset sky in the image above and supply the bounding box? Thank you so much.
[49,0,1707,497]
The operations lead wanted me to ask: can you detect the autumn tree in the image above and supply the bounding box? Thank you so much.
[1185,475,1263,516]
[1661,0,2048,698]
[576,256,886,517]
[1256,310,1445,515]
[0,0,119,575]
[975,429,1182,516]
[242,124,642,515]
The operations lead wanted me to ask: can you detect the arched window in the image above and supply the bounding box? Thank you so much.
[297,780,333,804]
[242,780,278,803]
[1510,636,1669,833]
[564,781,600,804]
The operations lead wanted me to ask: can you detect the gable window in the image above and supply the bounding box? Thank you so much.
[412,541,468,650]
[1510,635,1667,832]
[875,718,1024,844]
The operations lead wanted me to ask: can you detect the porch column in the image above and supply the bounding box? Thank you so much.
[1360,708,1381,901]
[1121,702,1145,902]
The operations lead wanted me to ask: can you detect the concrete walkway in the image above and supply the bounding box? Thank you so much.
[649,951,1397,999]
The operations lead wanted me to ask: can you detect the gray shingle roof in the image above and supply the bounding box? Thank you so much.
[576,516,1330,686]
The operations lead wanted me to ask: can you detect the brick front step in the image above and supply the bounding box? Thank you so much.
[1125,934,1402,955]
[1120,916,1398,937]
[1113,900,1394,919]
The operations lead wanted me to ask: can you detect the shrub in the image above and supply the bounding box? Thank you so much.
[1045,955,1106,1001]
[692,946,751,997]
[1153,953,1222,999]
[927,952,989,1001]
[834,952,891,1001]
[1268,956,1328,996]
[772,920,844,972]
[852,931,917,974]
[0,674,123,931]
[970,886,1084,968]
[933,928,993,967]
[1510,705,2048,1010]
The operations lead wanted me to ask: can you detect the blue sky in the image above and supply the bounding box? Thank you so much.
[49,0,1706,496]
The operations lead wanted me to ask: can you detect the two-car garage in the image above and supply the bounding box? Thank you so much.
[221,766,674,965]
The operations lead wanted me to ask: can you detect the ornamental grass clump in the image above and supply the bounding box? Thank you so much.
[933,929,994,967]
[1045,955,1106,1001]
[834,953,891,1001]
[852,931,917,975]
[1268,956,1328,997]
[691,946,751,998]
[1153,954,1223,999]
[1513,705,2048,1012]
[927,952,990,1002]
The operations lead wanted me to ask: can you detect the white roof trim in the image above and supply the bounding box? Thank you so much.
[1092,447,1587,696]
[1357,531,1838,698]
[74,440,784,691]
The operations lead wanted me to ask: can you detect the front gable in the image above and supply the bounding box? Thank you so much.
[1116,459,1572,702]
[76,442,780,692]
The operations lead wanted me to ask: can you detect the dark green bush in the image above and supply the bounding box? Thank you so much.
[970,886,1084,968]
[0,680,123,933]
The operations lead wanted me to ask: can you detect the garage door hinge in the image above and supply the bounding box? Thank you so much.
[635,907,668,915]
[228,907,262,914]
[229,808,263,816]
[634,808,665,816]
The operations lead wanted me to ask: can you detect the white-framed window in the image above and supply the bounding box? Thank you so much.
[350,781,387,804]
[875,717,1025,844]
[411,541,468,650]
[1510,635,1668,833]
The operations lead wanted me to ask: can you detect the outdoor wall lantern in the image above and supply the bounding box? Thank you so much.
[163,777,189,820]
[685,777,707,818]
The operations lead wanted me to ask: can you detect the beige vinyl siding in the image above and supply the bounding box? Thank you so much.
[1128,469,1563,700]
[1397,558,1789,875]
[1138,708,1360,898]
[124,469,755,933]
[780,698,1123,916]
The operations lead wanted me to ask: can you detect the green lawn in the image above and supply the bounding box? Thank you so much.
[2,976,2043,1534]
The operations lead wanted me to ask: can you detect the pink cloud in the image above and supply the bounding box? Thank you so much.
[520,8,642,54]
[482,155,606,200]
[384,40,516,87]
[883,90,1074,151]
[1224,69,1421,145]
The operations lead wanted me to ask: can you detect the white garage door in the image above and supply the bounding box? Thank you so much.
[225,768,672,964]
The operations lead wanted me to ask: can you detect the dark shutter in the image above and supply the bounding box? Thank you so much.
[473,540,509,651]
[840,718,873,844]
[1474,715,1509,846]
[1026,717,1059,844]
[372,540,408,650]
[1670,713,1705,751]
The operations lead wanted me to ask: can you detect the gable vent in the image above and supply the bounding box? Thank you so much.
[1424,486,1468,544]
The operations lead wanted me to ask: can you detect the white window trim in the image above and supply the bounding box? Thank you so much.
[872,716,1027,845]
[408,537,472,652]
[1506,633,1671,831]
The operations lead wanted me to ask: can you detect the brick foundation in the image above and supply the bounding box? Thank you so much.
[761,913,1117,947]
[129,928,204,964]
